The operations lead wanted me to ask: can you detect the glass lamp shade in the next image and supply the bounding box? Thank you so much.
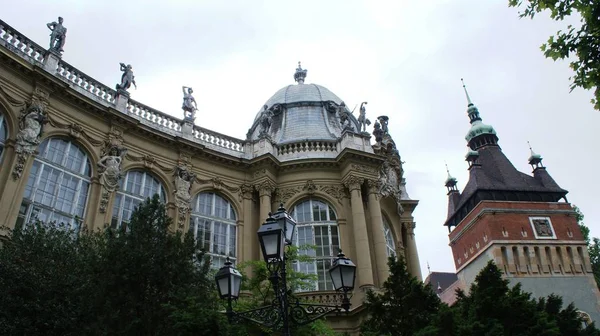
[329,251,356,292]
[272,203,297,243]
[215,258,242,299]
[257,218,284,262]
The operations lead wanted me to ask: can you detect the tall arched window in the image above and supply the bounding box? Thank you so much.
[291,198,339,291]
[0,112,7,161]
[18,138,92,231]
[189,192,237,268]
[111,170,166,229]
[382,216,396,257]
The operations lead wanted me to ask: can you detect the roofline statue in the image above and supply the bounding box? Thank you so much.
[182,86,197,121]
[47,16,66,54]
[116,63,137,92]
[357,101,371,133]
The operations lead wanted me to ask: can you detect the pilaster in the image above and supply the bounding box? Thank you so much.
[366,179,389,286]
[403,221,422,281]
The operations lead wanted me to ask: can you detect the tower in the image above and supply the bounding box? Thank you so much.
[444,80,600,322]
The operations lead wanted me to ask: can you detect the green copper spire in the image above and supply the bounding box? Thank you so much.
[527,141,543,168]
[444,162,458,191]
[461,78,497,145]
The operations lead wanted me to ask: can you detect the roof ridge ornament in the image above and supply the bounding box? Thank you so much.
[461,78,473,106]
[294,61,307,84]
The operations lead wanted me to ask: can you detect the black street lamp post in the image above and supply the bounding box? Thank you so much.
[215,204,357,335]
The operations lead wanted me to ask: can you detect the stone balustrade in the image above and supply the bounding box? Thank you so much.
[127,99,182,134]
[193,126,245,152]
[56,60,116,104]
[0,21,46,65]
[276,140,338,156]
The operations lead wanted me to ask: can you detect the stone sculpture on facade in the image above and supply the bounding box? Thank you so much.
[377,115,389,134]
[338,102,353,131]
[174,164,196,228]
[258,105,273,136]
[98,145,126,193]
[182,86,197,121]
[373,119,383,143]
[15,101,47,155]
[46,17,66,54]
[357,102,371,133]
[372,115,405,214]
[116,63,137,92]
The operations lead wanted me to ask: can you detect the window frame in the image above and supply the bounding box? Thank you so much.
[111,170,166,229]
[189,192,238,268]
[291,198,340,292]
[19,138,91,231]
[382,215,396,258]
[0,113,6,162]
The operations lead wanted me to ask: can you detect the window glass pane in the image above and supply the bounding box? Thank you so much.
[65,145,86,174]
[46,138,68,165]
[190,192,237,268]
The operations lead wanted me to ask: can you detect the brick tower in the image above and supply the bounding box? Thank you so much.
[443,80,600,322]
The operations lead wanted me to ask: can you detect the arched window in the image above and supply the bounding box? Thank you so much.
[0,112,7,161]
[18,138,92,231]
[291,198,339,291]
[111,170,166,229]
[189,192,237,268]
[382,216,396,257]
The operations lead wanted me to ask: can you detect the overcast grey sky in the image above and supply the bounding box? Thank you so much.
[3,0,599,276]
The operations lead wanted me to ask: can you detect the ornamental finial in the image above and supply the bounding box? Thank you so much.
[461,78,473,106]
[294,61,307,84]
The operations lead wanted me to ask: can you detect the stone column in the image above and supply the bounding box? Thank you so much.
[240,184,254,263]
[344,175,374,289]
[255,180,276,259]
[0,147,36,230]
[366,179,389,286]
[403,221,422,281]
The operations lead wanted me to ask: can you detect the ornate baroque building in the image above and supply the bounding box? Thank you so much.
[439,83,600,323]
[0,19,421,333]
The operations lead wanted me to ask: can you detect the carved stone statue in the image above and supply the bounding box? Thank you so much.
[174,165,196,209]
[377,115,389,134]
[373,120,383,143]
[47,17,67,54]
[338,102,352,131]
[258,104,273,135]
[182,86,197,120]
[15,101,47,154]
[116,63,137,92]
[357,101,371,133]
[98,145,126,192]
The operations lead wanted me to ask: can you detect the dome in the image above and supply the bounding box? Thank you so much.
[247,64,360,144]
[465,120,496,142]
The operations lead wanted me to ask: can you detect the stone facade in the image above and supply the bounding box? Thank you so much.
[0,19,421,334]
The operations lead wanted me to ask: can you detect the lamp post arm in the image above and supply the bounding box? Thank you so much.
[229,304,283,329]
[289,301,345,326]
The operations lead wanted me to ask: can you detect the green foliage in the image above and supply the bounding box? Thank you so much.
[508,0,600,110]
[0,195,233,336]
[361,256,442,336]
[573,205,600,290]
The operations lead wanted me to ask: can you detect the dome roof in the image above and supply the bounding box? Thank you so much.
[253,84,343,122]
[247,65,360,145]
[465,120,496,142]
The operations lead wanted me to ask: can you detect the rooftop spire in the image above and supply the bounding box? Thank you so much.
[294,61,307,84]
[445,162,458,191]
[527,141,543,168]
[461,78,473,106]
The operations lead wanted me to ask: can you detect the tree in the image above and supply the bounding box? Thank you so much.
[508,1,600,110]
[360,256,442,336]
[0,195,231,336]
[574,205,600,289]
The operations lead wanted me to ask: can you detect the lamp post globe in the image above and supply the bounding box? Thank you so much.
[329,251,357,293]
[271,203,297,244]
[215,257,242,300]
[257,214,285,262]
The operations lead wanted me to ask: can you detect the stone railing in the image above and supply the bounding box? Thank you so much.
[276,140,338,156]
[193,126,245,152]
[56,60,116,105]
[295,291,347,306]
[127,99,182,133]
[0,20,46,65]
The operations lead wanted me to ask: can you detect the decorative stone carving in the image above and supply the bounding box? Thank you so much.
[143,154,157,169]
[373,117,405,215]
[253,169,267,179]
[275,186,302,205]
[255,180,277,198]
[173,164,196,228]
[13,100,48,180]
[182,86,197,121]
[318,184,348,204]
[366,179,382,197]
[257,105,273,137]
[338,102,353,131]
[373,120,383,143]
[342,175,364,192]
[98,145,126,193]
[351,163,378,175]
[239,183,255,201]
[532,218,554,237]
[303,180,317,195]
[357,102,371,133]
[116,63,137,92]
[196,176,239,194]
[47,16,66,54]
[377,115,389,134]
